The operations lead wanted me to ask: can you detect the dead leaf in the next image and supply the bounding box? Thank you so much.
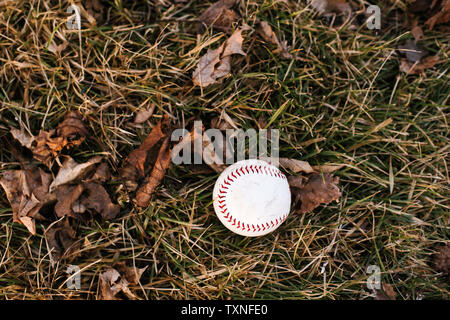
[257,21,292,59]
[374,283,397,300]
[292,173,341,214]
[279,158,315,174]
[287,175,307,189]
[432,243,450,278]
[10,128,34,149]
[49,156,102,192]
[192,27,247,87]
[198,0,237,33]
[120,115,171,191]
[99,262,147,300]
[399,55,441,75]
[55,111,89,148]
[10,111,89,167]
[135,137,172,207]
[425,0,450,29]
[0,168,55,234]
[79,182,121,220]
[309,0,352,18]
[411,26,423,42]
[55,182,120,221]
[45,218,79,263]
[134,106,155,124]
[19,216,36,235]
[84,0,105,25]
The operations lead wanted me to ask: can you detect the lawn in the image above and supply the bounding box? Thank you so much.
[0,0,448,299]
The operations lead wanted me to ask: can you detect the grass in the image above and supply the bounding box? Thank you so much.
[0,0,449,299]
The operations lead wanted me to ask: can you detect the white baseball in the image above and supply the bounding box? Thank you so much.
[212,159,291,237]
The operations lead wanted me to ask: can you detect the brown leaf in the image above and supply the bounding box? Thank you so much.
[411,26,423,42]
[133,107,155,124]
[310,0,352,18]
[55,182,120,221]
[49,156,102,192]
[192,45,224,87]
[432,243,450,276]
[84,0,105,25]
[135,137,172,207]
[10,111,89,167]
[0,168,55,234]
[293,173,341,214]
[287,175,307,189]
[257,21,292,59]
[198,0,237,33]
[79,182,120,220]
[56,111,89,148]
[45,218,79,263]
[279,158,315,174]
[374,283,397,300]
[10,128,34,149]
[120,116,171,191]
[55,184,85,219]
[99,262,147,300]
[32,130,66,167]
[399,55,441,75]
[192,27,247,87]
[425,0,450,29]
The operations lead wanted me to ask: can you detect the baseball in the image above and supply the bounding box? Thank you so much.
[212,159,291,237]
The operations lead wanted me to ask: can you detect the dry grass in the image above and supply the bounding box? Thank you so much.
[0,0,449,299]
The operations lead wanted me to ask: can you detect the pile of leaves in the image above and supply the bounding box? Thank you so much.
[1,112,120,262]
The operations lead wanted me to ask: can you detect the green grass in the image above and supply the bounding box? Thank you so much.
[0,0,449,299]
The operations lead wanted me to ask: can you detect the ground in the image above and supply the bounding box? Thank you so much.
[0,0,449,299]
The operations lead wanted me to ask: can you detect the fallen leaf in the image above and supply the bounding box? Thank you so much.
[309,0,352,18]
[79,182,121,220]
[197,0,237,33]
[134,106,155,124]
[279,158,315,174]
[49,156,102,192]
[411,26,423,42]
[99,262,147,300]
[55,182,120,221]
[135,137,172,207]
[10,128,34,149]
[374,283,397,300]
[120,116,171,191]
[192,27,247,87]
[55,111,89,148]
[432,243,450,278]
[19,216,36,235]
[425,0,450,29]
[292,173,341,214]
[287,175,307,189]
[45,218,79,263]
[0,168,55,234]
[84,0,105,25]
[257,21,292,59]
[399,55,441,75]
[10,111,89,167]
